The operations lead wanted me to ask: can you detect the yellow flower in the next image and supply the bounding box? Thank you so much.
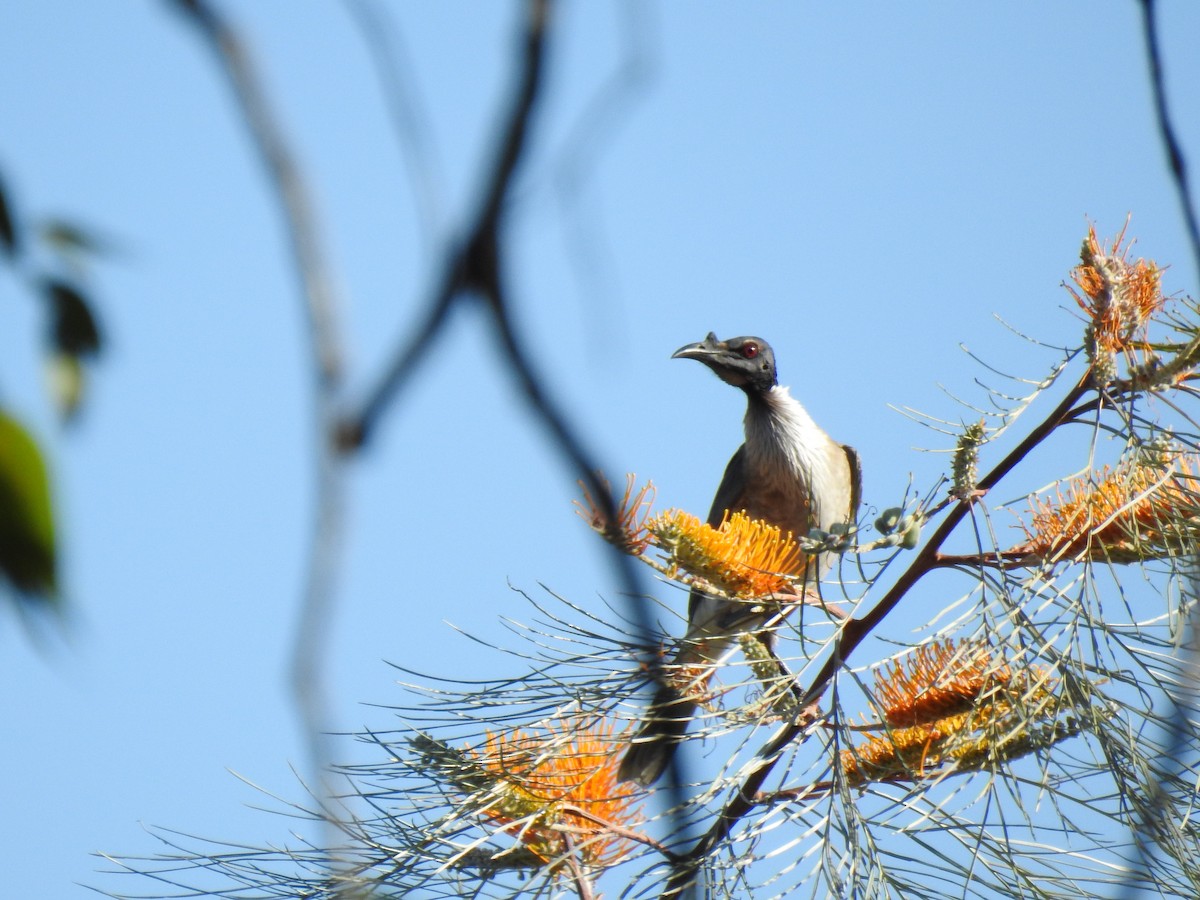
[842,709,977,784]
[576,475,815,596]
[469,718,641,870]
[647,508,805,598]
[1017,457,1200,564]
[840,703,1075,784]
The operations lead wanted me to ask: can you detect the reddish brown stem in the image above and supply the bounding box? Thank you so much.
[931,550,1036,570]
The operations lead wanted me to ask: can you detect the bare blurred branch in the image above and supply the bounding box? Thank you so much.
[338,0,552,452]
[337,0,683,814]
[1123,10,1200,896]
[172,0,681,841]
[551,1,656,349]
[168,0,349,802]
[342,0,448,250]
[1138,0,1200,282]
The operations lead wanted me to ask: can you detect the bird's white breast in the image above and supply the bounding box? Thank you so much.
[742,386,848,538]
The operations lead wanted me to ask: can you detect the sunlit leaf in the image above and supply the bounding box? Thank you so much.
[40,218,117,260]
[0,410,58,603]
[46,353,86,423]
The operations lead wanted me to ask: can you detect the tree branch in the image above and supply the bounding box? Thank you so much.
[336,0,687,818]
[1138,0,1200,283]
[339,0,551,451]
[342,0,448,253]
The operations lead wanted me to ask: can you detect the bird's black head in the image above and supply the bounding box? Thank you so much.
[672,332,778,394]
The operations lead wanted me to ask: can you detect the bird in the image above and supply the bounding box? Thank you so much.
[618,332,861,786]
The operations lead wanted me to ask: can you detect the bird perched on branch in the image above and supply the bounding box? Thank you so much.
[619,332,861,786]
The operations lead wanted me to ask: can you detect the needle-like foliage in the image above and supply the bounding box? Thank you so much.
[101,219,1200,900]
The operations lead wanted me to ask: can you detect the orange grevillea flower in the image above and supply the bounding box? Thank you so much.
[841,708,979,785]
[1016,457,1200,565]
[872,640,1013,728]
[575,474,655,554]
[576,475,813,596]
[840,703,1070,785]
[647,509,805,598]
[470,718,641,870]
[1068,221,1166,357]
[841,643,1063,785]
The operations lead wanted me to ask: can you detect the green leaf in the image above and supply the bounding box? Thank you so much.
[0,410,58,603]
[42,276,103,357]
[0,172,18,259]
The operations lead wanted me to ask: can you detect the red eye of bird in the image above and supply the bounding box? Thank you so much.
[741,342,759,359]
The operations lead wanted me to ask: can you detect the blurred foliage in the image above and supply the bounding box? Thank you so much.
[1,164,112,619]
[41,276,104,420]
[0,165,108,423]
[41,218,117,259]
[0,410,57,605]
[0,172,19,258]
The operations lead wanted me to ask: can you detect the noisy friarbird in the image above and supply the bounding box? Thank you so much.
[618,333,861,786]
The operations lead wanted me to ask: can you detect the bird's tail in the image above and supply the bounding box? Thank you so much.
[618,681,698,786]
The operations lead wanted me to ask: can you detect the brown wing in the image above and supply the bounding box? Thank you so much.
[842,443,863,522]
[706,444,748,527]
[687,444,748,621]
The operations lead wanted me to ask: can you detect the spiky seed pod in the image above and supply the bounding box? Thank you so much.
[951,420,986,501]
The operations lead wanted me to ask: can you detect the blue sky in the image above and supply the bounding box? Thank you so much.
[2,2,1200,897]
